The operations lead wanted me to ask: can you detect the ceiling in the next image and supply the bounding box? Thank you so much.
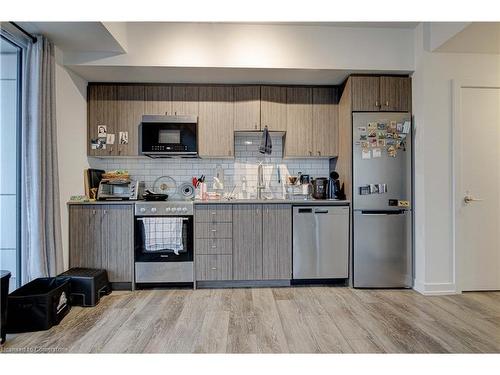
[435,22,500,54]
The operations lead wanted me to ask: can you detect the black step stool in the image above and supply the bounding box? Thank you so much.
[58,268,110,307]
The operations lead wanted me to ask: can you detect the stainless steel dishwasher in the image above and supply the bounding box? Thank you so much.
[292,205,349,279]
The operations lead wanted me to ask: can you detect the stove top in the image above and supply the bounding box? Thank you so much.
[135,200,193,216]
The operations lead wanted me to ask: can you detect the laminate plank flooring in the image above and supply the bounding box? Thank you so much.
[2,288,500,353]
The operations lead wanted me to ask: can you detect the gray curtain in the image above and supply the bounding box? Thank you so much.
[21,36,63,283]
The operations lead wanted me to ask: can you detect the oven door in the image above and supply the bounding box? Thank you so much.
[134,215,193,262]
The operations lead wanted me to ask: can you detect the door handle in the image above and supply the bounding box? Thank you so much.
[314,210,329,214]
[464,194,484,204]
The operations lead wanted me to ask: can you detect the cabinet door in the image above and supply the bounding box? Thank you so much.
[262,204,292,280]
[350,76,380,112]
[234,86,261,131]
[102,205,134,283]
[261,86,287,131]
[312,87,338,157]
[144,85,172,115]
[285,87,313,157]
[198,86,234,158]
[88,85,117,157]
[171,85,199,115]
[116,85,145,156]
[232,204,263,280]
[69,205,104,269]
[380,76,411,112]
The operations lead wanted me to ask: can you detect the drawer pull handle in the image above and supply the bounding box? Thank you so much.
[211,267,217,270]
[211,245,217,248]
[211,229,217,232]
[211,212,216,215]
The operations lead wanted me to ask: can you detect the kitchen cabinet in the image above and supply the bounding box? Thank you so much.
[87,85,117,157]
[350,76,411,112]
[234,86,261,131]
[144,85,172,115]
[262,204,292,280]
[260,86,287,131]
[198,86,234,158]
[116,85,145,156]
[379,76,411,112]
[69,204,134,285]
[312,87,339,157]
[350,76,380,112]
[232,204,263,280]
[171,85,199,116]
[285,87,313,157]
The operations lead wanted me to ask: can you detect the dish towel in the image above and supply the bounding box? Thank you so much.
[140,217,184,254]
[259,125,272,155]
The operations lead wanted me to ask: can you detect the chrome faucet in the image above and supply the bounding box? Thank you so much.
[257,162,265,199]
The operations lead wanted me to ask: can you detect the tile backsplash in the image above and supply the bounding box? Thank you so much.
[89,133,331,199]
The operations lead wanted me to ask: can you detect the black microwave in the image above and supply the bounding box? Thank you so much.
[140,115,198,158]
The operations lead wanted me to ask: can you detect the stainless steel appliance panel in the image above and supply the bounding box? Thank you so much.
[135,262,193,283]
[353,210,412,287]
[293,206,349,279]
[352,113,411,210]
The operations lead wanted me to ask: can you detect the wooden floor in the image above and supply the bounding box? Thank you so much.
[3,287,500,353]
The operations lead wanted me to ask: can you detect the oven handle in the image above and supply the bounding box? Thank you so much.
[136,217,190,220]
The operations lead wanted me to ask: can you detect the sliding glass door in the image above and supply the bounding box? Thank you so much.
[0,35,22,291]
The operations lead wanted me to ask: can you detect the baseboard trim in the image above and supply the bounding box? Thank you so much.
[413,279,459,295]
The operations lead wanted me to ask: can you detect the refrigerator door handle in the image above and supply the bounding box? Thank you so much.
[359,210,406,215]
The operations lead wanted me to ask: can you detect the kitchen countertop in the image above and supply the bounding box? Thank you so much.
[68,199,350,206]
[193,199,350,205]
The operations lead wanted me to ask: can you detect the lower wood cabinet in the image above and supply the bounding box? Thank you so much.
[69,204,134,284]
[194,203,292,282]
[232,204,263,280]
[262,204,292,280]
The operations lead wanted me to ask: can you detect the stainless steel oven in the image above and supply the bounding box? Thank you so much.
[140,115,198,158]
[134,201,194,284]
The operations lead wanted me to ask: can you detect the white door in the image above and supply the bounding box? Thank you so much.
[457,87,500,291]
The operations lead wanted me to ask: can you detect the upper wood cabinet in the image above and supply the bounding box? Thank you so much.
[198,86,234,158]
[171,85,199,116]
[234,86,261,131]
[144,86,172,115]
[88,85,117,157]
[261,86,287,131]
[285,87,313,157]
[350,75,411,112]
[312,87,338,157]
[116,85,145,156]
[379,76,411,112]
[351,76,380,112]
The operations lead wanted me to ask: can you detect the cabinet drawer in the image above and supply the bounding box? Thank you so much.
[196,238,232,255]
[195,222,232,239]
[196,255,232,281]
[195,204,232,223]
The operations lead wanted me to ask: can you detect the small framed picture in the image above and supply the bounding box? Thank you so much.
[119,131,129,145]
[97,125,107,138]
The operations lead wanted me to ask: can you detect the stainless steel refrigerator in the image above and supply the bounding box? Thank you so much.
[352,113,412,288]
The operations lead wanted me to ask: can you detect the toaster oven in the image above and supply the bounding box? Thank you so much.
[97,180,145,201]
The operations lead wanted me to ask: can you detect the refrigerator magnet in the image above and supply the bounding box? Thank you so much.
[377,131,386,139]
[368,130,377,138]
[378,184,387,194]
[369,138,378,147]
[360,134,367,141]
[372,148,382,158]
[377,122,387,130]
[396,122,403,132]
[387,145,397,157]
[361,141,369,149]
[362,149,371,159]
[368,122,377,130]
[402,121,411,134]
[359,185,371,195]
[377,139,386,147]
[358,126,367,133]
[369,184,379,194]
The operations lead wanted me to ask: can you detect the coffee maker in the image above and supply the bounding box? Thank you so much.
[327,171,345,200]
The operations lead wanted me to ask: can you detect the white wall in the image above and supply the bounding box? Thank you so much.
[64,23,415,72]
[55,47,88,269]
[412,23,500,295]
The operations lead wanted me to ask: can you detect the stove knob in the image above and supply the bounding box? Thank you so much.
[182,207,188,212]
[176,207,182,212]
[165,207,171,212]
[151,207,157,213]
[140,208,146,213]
